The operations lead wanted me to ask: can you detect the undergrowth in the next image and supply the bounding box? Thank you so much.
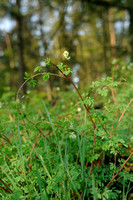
[0,53,133,200]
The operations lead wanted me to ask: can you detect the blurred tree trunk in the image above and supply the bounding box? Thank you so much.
[101,9,110,75]
[4,31,15,87]
[108,7,116,58]
[16,0,26,94]
[58,7,67,90]
[38,0,52,102]
[4,31,14,69]
[129,8,133,61]
[82,0,133,61]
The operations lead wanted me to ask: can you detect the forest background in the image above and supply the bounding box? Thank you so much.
[0,0,133,98]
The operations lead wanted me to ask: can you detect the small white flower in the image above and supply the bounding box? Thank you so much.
[69,132,76,139]
[77,107,81,112]
[56,87,60,91]
[122,65,125,70]
[27,90,30,94]
[112,59,117,65]
[62,105,66,109]
[22,105,25,110]
[63,51,70,60]
[128,62,133,69]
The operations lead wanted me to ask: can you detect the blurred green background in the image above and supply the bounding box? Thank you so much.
[0,0,133,98]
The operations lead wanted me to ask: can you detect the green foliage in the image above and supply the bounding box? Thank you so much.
[24,72,31,80]
[29,79,36,87]
[42,73,50,82]
[57,63,74,76]
[45,58,52,67]
[34,66,43,72]
[0,57,133,199]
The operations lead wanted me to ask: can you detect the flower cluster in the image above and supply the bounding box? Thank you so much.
[69,132,76,139]
[63,51,70,60]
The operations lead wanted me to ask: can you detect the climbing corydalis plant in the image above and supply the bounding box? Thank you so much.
[17,51,73,96]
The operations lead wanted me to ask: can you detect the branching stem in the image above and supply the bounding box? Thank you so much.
[105,152,133,189]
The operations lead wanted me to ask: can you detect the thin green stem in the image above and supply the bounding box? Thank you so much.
[17,72,65,97]
[52,63,97,130]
